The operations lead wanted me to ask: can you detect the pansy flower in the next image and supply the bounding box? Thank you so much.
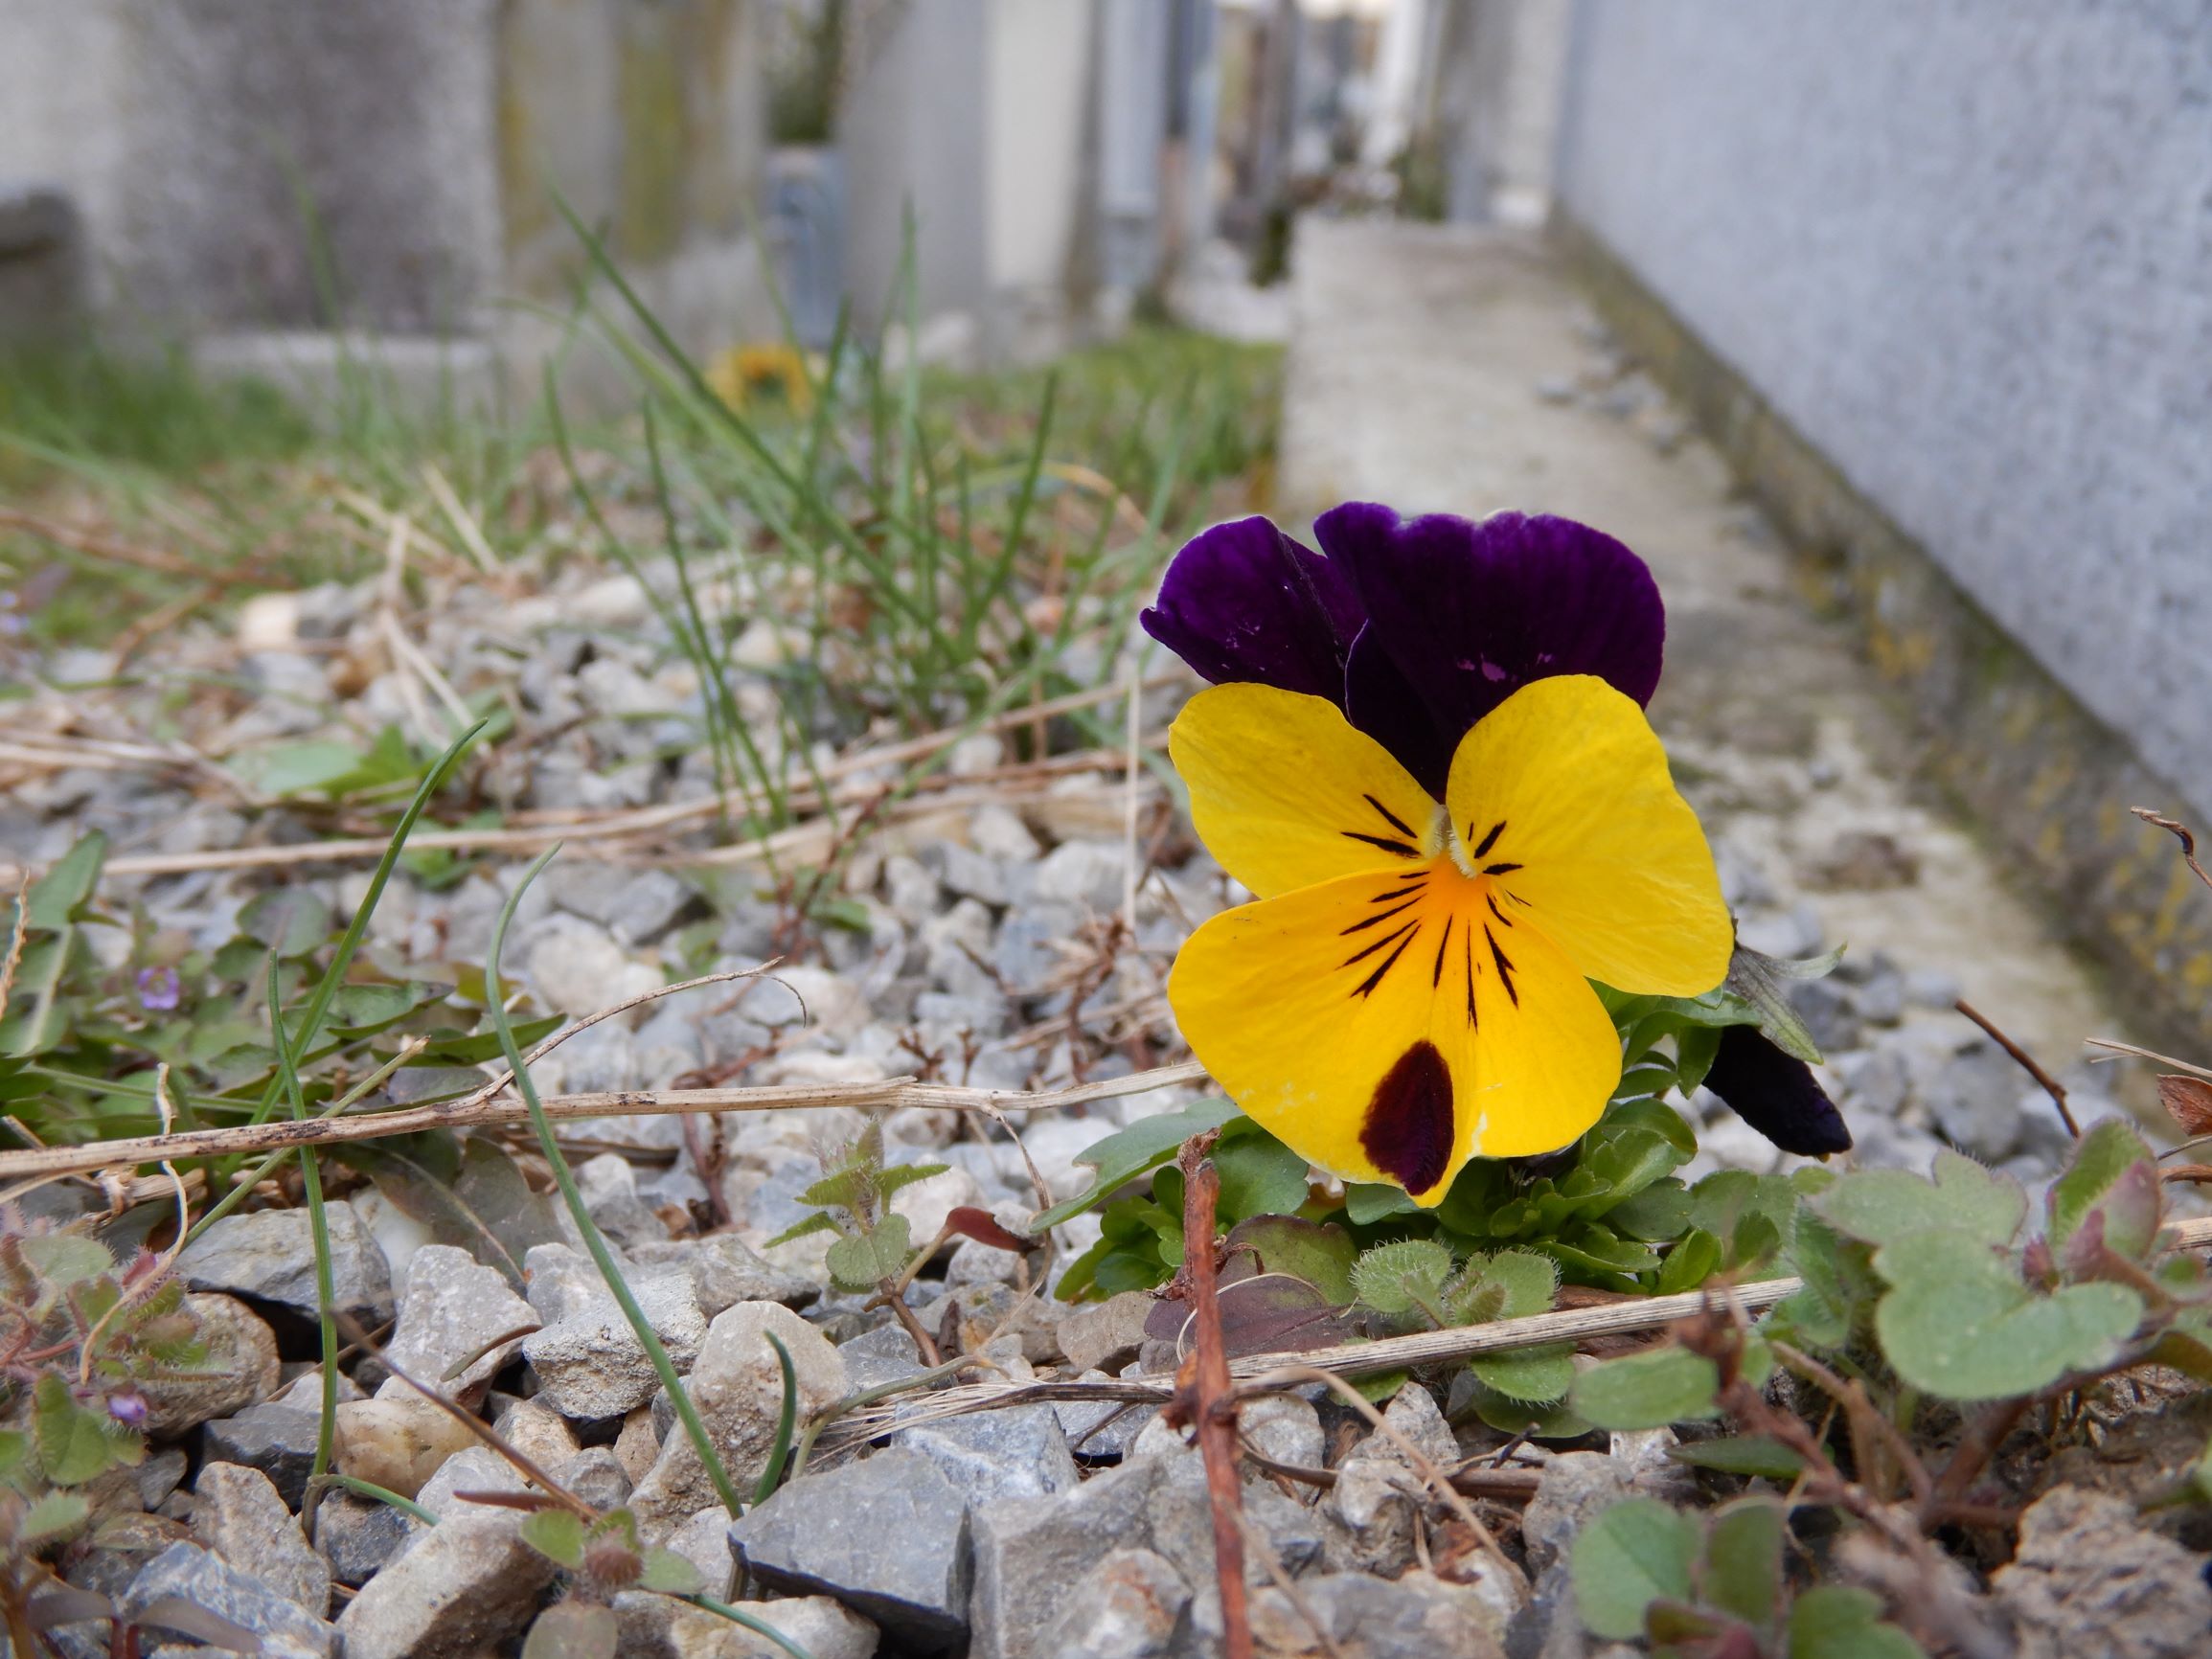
[1144,504,1848,1202]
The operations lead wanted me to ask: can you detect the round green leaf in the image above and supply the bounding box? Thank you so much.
[1571,1497,1699,1640]
[1569,1346,1721,1430]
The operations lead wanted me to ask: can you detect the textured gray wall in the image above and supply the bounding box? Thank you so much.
[1553,1,2212,814]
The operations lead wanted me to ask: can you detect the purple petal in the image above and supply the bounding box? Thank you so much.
[1314,504,1665,760]
[1701,1027,1854,1156]
[1344,625,1456,799]
[1141,516,1366,704]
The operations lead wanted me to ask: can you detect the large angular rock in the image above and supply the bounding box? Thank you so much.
[1248,1569,1509,1659]
[523,1266,707,1420]
[628,1303,847,1537]
[333,1392,481,1499]
[969,1455,1171,1659]
[631,1233,822,1314]
[143,1294,280,1436]
[381,1244,539,1401]
[1322,1383,1457,1576]
[891,1403,1080,1502]
[191,1462,331,1618]
[203,1402,322,1508]
[1057,1292,1154,1374]
[126,1542,337,1659]
[1036,1548,1191,1659]
[175,1200,393,1327]
[317,1491,412,1587]
[728,1448,970,1651]
[1994,1485,2212,1659]
[336,1510,559,1659]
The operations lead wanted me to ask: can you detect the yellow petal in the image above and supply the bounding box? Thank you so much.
[1170,683,1442,899]
[1444,675,1731,996]
[1168,858,1622,1204]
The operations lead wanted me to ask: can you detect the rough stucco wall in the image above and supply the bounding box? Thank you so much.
[1553,0,2212,817]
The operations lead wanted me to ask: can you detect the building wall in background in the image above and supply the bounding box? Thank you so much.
[1552,0,2212,816]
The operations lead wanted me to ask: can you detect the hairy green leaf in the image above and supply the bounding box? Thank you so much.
[522,1601,619,1659]
[764,1211,841,1248]
[2047,1119,2159,1262]
[1350,1239,1454,1317]
[20,1233,116,1288]
[1701,1497,1787,1635]
[825,1214,915,1291]
[1470,1343,1575,1403]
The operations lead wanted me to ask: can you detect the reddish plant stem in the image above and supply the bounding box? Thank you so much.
[1954,997,2080,1138]
[1178,1135,1253,1659]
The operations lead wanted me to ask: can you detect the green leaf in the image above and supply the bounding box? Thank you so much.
[20,1233,116,1288]
[1609,1179,1695,1241]
[876,1161,952,1199]
[1345,1182,1421,1225]
[1725,943,1845,1065]
[1027,1098,1242,1231]
[239,888,333,959]
[764,1211,841,1248]
[17,1490,90,1544]
[25,831,107,929]
[1872,1228,2143,1401]
[1447,1249,1559,1324]
[1770,1210,1871,1350]
[519,1509,587,1568]
[1350,1239,1455,1317]
[1701,1497,1787,1635]
[1470,1344,1575,1403]
[1813,1150,2025,1250]
[2047,1119,2160,1262]
[1787,1585,1927,1659]
[640,1546,705,1595]
[1655,1228,1722,1296]
[825,1215,915,1290]
[1666,1436,1807,1481]
[1212,1124,1312,1221]
[1570,1346,1722,1429]
[239,726,422,799]
[1676,1023,1722,1096]
[1570,1497,1699,1640]
[34,1374,136,1486]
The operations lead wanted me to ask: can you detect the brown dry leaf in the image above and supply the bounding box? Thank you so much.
[2156,1074,2212,1135]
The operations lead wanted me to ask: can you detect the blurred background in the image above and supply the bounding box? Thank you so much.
[3,0,2209,1054]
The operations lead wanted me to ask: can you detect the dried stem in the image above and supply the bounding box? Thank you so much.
[1954,997,2080,1138]
[2132,807,2212,894]
[1174,1134,1253,1659]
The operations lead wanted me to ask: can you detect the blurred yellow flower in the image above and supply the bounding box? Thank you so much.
[706,343,816,417]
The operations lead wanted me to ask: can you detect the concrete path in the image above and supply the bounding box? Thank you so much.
[1274,219,2154,1172]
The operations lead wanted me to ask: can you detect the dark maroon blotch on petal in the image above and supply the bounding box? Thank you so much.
[1315,503,1665,796]
[1140,515,1366,705]
[1362,1040,1456,1193]
[1701,1026,1853,1156]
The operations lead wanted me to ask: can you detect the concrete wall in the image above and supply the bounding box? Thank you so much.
[0,0,769,383]
[1552,0,2212,819]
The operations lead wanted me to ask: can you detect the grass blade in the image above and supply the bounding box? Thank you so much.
[751,1331,798,1507]
[266,951,340,1530]
[485,847,744,1517]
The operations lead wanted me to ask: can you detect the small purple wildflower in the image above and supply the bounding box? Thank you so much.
[136,966,183,1012]
[106,1389,150,1428]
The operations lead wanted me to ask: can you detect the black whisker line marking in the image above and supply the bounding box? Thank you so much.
[1340,898,1418,936]
[1342,831,1420,857]
[1369,884,1425,904]
[1431,915,1453,987]
[1341,920,1417,968]
[1362,793,1418,839]
[1485,924,1519,1008]
[1353,930,1418,999]
[1486,894,1514,927]
[1506,890,1534,907]
[1471,820,1506,859]
[1482,861,1523,876]
[1463,931,1478,1029]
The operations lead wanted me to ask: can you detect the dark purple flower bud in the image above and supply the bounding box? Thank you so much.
[1701,1026,1853,1156]
[136,966,182,1012]
[106,1389,149,1428]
